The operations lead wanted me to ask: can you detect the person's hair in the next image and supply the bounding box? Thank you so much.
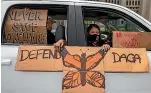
[87,24,100,34]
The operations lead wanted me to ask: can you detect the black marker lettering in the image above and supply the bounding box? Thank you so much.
[43,49,49,59]
[15,11,21,21]
[6,33,12,41]
[20,50,29,61]
[120,54,127,62]
[112,52,141,63]
[29,50,37,59]
[37,12,43,20]
[29,12,35,21]
[9,11,16,20]
[12,23,19,32]
[134,54,141,63]
[36,49,43,59]
[112,52,120,63]
[127,53,135,63]
[54,49,61,59]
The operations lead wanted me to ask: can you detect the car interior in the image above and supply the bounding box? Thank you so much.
[2,5,149,48]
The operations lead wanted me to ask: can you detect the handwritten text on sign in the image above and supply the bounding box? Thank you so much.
[5,9,48,44]
[104,48,149,72]
[113,31,151,50]
[15,46,149,72]
[112,52,141,63]
[20,49,61,61]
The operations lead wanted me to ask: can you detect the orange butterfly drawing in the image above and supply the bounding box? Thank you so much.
[61,48,106,89]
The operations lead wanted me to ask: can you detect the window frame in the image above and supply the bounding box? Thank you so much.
[1,4,77,46]
[82,6,151,32]
[75,5,151,46]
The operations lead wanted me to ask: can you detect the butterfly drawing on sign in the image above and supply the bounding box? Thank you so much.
[61,47,106,89]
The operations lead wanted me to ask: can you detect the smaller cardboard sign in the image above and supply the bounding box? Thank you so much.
[62,71,105,93]
[5,9,48,44]
[104,48,149,72]
[15,45,63,71]
[113,31,151,50]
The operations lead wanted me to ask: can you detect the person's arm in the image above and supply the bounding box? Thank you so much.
[54,39,67,49]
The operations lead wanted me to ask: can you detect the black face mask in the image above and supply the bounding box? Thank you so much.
[87,34,101,46]
[87,34,100,42]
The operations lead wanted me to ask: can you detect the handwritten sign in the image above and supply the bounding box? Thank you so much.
[104,48,149,72]
[15,46,150,93]
[15,46,104,71]
[113,31,151,50]
[5,9,48,44]
[15,46,149,72]
[15,45,63,71]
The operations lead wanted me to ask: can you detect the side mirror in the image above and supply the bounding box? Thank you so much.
[55,25,66,42]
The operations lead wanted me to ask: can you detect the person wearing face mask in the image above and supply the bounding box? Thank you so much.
[87,24,110,51]
[47,16,66,47]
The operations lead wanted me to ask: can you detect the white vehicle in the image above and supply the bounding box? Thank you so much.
[1,0,151,93]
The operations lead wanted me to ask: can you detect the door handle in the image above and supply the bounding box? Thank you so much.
[1,59,11,65]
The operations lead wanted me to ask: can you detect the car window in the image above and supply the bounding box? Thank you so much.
[82,6,150,47]
[1,4,68,45]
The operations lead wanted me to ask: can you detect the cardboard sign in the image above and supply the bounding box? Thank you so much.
[15,46,104,71]
[62,71,105,93]
[104,48,149,72]
[15,45,63,71]
[15,46,150,93]
[113,31,151,50]
[15,46,149,72]
[5,9,47,44]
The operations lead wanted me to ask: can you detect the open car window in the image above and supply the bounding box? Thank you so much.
[1,4,68,45]
[82,6,150,47]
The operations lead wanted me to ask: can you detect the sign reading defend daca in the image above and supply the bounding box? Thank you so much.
[15,45,150,93]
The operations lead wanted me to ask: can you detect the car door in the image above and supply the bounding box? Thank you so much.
[1,1,76,93]
[75,2,151,93]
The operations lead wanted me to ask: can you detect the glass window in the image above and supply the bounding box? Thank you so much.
[132,1,134,5]
[129,1,131,5]
[82,7,148,47]
[126,1,128,5]
[138,0,140,5]
[135,1,137,5]
[2,5,68,45]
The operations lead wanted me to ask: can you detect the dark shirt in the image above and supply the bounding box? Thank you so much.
[47,31,55,44]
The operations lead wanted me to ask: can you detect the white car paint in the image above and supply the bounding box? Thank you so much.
[1,1,151,93]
